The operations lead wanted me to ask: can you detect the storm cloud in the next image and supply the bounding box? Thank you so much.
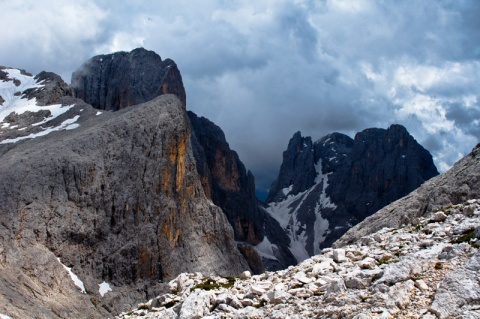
[1,0,479,194]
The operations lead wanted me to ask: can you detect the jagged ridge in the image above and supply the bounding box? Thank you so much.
[263,125,439,264]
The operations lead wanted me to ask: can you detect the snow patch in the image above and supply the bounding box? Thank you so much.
[96,111,102,115]
[99,282,112,297]
[267,159,337,262]
[0,69,49,121]
[57,258,86,293]
[0,314,12,319]
[282,185,293,196]
[0,115,80,144]
[254,236,279,261]
[0,68,78,141]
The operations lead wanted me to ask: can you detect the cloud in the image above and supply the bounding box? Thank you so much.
[1,0,479,193]
[0,0,107,80]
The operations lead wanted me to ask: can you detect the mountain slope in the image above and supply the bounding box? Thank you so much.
[265,125,439,263]
[113,196,480,318]
[335,142,480,247]
[0,90,249,317]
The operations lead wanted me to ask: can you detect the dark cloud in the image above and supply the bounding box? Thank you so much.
[1,0,479,191]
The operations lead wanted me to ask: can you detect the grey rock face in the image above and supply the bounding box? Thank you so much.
[26,71,73,105]
[328,124,439,224]
[0,68,87,154]
[335,142,480,247]
[188,111,296,271]
[267,132,317,203]
[71,47,186,110]
[0,95,249,317]
[266,125,438,263]
[430,251,480,318]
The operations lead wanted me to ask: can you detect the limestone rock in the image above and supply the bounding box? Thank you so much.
[430,251,480,318]
[71,48,186,110]
[0,95,249,317]
[179,290,212,319]
[266,125,438,263]
[333,249,348,263]
[430,211,448,222]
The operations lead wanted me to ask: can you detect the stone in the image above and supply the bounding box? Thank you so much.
[239,271,252,279]
[387,280,415,310]
[227,295,243,309]
[415,279,429,291]
[312,261,334,274]
[377,254,429,285]
[251,286,266,295]
[179,290,212,319]
[294,272,313,284]
[430,211,448,222]
[333,249,348,263]
[430,251,480,318]
[326,278,346,294]
[358,257,377,269]
[288,288,313,298]
[267,290,292,304]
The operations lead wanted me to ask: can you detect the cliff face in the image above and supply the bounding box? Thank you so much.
[187,111,296,272]
[0,67,249,317]
[265,125,439,263]
[70,48,280,273]
[71,48,186,110]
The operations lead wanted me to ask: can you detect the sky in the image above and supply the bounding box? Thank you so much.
[1,0,480,197]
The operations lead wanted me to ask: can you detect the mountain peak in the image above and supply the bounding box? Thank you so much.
[71,47,186,111]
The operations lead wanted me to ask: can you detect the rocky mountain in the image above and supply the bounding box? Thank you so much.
[71,48,186,110]
[335,141,480,247]
[0,64,250,316]
[112,159,480,319]
[187,112,296,272]
[264,126,439,264]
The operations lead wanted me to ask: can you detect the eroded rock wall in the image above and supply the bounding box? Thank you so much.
[0,95,248,317]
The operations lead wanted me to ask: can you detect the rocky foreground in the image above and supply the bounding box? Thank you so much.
[115,199,480,319]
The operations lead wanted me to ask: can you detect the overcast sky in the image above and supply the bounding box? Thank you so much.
[1,0,479,196]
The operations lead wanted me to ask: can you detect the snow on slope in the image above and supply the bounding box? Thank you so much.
[57,258,86,294]
[0,68,78,143]
[264,160,336,262]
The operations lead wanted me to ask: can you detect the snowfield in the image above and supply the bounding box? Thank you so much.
[0,68,80,143]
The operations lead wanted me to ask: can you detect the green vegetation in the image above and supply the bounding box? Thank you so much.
[450,229,475,245]
[221,276,236,289]
[190,276,237,292]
